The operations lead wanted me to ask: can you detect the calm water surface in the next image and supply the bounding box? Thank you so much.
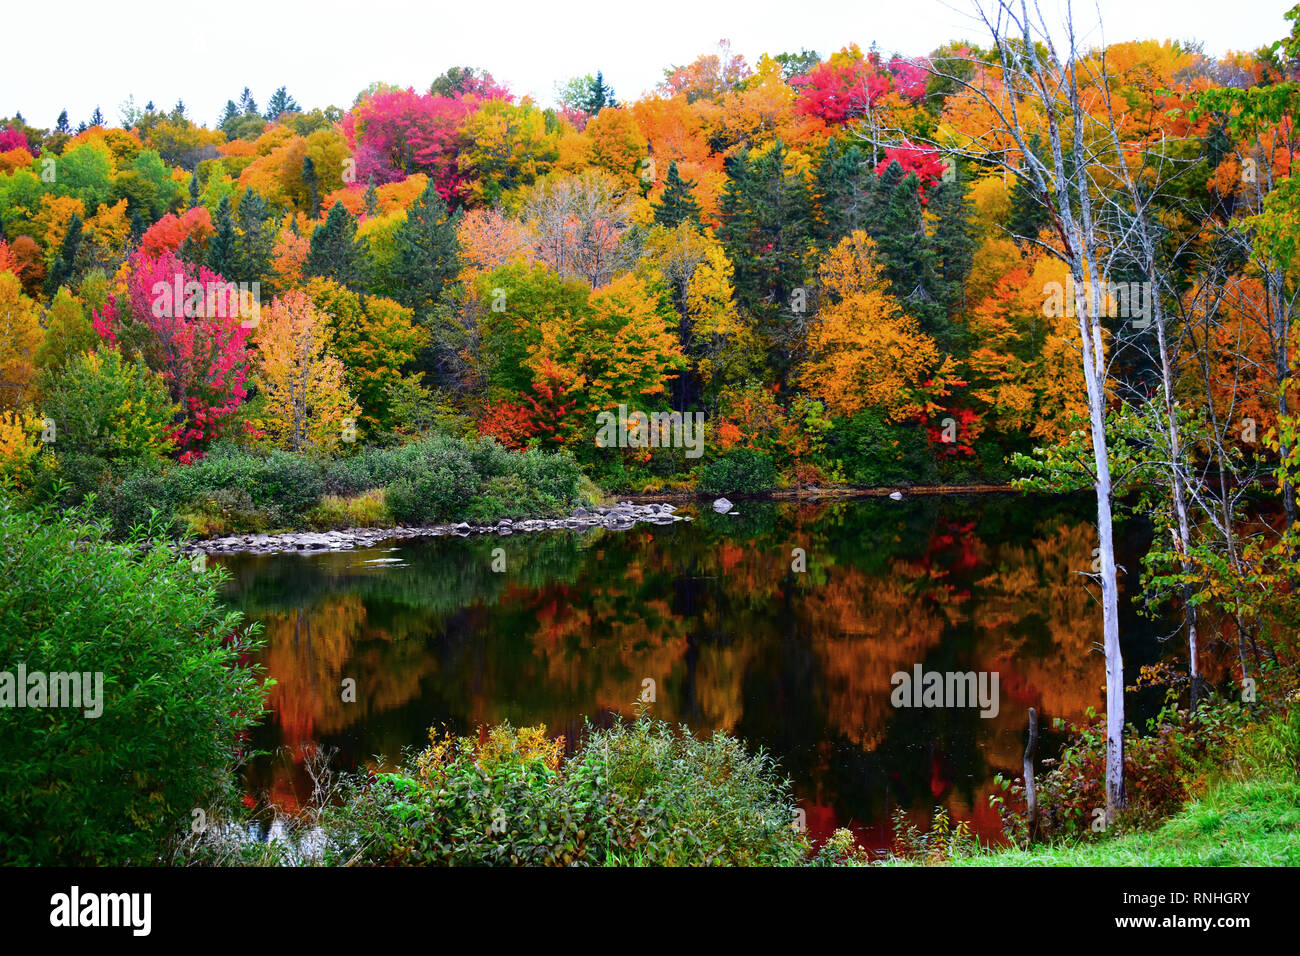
[215,494,1173,849]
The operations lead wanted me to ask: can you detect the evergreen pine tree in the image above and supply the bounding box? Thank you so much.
[866,161,943,335]
[238,88,259,115]
[55,110,70,134]
[236,189,275,287]
[927,174,975,345]
[812,137,876,247]
[264,87,300,120]
[718,142,812,377]
[654,162,701,228]
[307,201,367,290]
[207,197,238,278]
[302,156,320,218]
[364,175,379,217]
[89,107,104,127]
[583,72,616,113]
[45,214,83,298]
[382,178,460,318]
[188,172,201,208]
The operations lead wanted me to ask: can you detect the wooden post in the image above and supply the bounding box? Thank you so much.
[1024,706,1039,845]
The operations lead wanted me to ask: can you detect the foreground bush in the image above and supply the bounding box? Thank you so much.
[0,499,268,864]
[321,716,810,866]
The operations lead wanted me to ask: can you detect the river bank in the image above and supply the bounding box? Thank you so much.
[183,501,691,555]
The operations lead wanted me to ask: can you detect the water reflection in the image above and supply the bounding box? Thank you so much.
[217,494,1169,850]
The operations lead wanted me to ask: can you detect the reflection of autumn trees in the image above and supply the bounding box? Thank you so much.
[223,498,1151,841]
[803,565,945,750]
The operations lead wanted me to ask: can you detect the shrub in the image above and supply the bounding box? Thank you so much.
[0,499,267,864]
[989,691,1258,846]
[697,448,778,495]
[105,434,588,536]
[827,410,936,487]
[304,489,392,529]
[322,716,810,866]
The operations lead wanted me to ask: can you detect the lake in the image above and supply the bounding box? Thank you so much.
[215,493,1173,850]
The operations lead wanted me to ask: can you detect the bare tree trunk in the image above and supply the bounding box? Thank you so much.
[1024,707,1039,845]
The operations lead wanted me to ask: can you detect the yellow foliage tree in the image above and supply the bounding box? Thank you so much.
[253,290,360,455]
[0,272,43,410]
[799,230,954,420]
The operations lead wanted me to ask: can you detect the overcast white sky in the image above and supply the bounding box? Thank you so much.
[3,0,1292,129]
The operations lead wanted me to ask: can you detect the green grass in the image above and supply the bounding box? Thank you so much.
[942,775,1300,867]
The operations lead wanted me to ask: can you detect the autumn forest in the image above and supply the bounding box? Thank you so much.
[3,0,1300,885]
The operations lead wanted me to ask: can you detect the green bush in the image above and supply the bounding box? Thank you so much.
[102,435,589,536]
[0,498,268,864]
[322,716,810,866]
[697,448,778,495]
[828,410,937,487]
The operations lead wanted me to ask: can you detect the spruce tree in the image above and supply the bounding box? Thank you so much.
[382,178,460,318]
[927,175,975,345]
[188,172,201,208]
[654,162,701,228]
[301,156,320,218]
[236,189,275,286]
[867,161,943,335]
[364,175,379,217]
[55,110,70,134]
[45,214,83,298]
[207,197,238,279]
[264,87,300,120]
[583,72,616,113]
[718,142,812,377]
[307,201,367,291]
[812,137,876,247]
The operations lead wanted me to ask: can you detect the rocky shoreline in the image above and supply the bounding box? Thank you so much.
[183,502,690,556]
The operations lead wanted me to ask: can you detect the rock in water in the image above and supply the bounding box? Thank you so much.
[889,491,904,501]
[712,497,733,513]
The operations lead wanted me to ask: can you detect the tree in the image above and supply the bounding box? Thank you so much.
[304,279,425,435]
[583,72,617,114]
[38,347,177,463]
[934,0,1128,821]
[35,287,98,375]
[0,272,42,410]
[307,201,367,290]
[206,197,238,279]
[654,162,702,228]
[301,155,320,218]
[91,251,252,455]
[520,170,634,288]
[44,213,83,299]
[460,100,559,205]
[252,291,359,454]
[717,142,813,378]
[235,189,276,286]
[798,230,954,420]
[379,178,460,319]
[264,87,301,120]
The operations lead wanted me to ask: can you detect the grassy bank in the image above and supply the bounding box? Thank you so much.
[956,774,1300,866]
[887,702,1300,867]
